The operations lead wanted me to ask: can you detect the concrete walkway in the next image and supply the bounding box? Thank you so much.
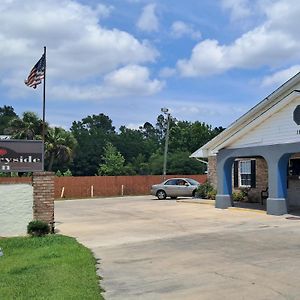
[56,195,300,300]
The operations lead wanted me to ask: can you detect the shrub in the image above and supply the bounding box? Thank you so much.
[207,189,217,200]
[196,181,215,199]
[27,220,50,237]
[232,188,249,201]
[55,170,62,177]
[232,191,244,202]
[63,169,72,176]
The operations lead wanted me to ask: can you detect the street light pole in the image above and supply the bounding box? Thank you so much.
[161,108,171,180]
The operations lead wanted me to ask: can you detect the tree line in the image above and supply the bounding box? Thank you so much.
[0,105,224,176]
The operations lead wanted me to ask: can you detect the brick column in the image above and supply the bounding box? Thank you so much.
[32,172,55,231]
[208,156,217,188]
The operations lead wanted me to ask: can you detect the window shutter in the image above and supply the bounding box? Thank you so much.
[234,161,238,188]
[251,160,256,188]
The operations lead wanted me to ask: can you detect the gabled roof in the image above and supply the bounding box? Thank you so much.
[191,71,300,158]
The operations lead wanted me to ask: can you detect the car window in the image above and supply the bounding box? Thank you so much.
[176,179,187,186]
[164,179,178,185]
[186,178,200,186]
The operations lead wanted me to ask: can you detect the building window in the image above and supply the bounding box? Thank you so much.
[239,160,252,187]
[234,159,256,188]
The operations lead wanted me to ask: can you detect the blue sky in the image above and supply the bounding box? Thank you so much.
[1,0,300,130]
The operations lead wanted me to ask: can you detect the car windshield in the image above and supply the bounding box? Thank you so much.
[186,178,200,186]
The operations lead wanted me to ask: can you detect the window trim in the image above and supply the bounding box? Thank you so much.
[238,160,252,188]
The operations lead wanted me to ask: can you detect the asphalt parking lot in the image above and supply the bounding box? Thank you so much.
[56,195,300,300]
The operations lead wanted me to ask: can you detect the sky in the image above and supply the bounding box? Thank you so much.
[1,0,300,130]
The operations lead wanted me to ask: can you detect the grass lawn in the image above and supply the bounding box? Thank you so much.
[0,235,104,299]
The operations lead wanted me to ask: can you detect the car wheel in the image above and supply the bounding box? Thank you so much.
[156,190,167,200]
[170,196,177,199]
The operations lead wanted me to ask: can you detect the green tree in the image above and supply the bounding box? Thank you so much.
[148,151,206,175]
[115,126,145,162]
[8,111,46,140]
[98,142,125,175]
[167,151,206,175]
[167,120,225,154]
[156,114,176,144]
[139,122,160,157]
[45,127,77,171]
[147,151,164,175]
[130,153,150,175]
[0,105,18,135]
[70,114,115,176]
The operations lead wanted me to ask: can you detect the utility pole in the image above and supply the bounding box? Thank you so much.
[161,108,171,180]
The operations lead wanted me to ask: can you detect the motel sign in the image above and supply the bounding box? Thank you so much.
[0,140,44,172]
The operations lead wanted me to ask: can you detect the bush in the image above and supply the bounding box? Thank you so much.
[63,169,72,176]
[27,220,50,237]
[56,170,62,177]
[196,181,216,199]
[232,188,249,201]
[232,191,245,202]
[207,189,217,200]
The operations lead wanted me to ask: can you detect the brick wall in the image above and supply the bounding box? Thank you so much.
[32,172,55,230]
[207,155,268,202]
[208,156,217,188]
[232,157,268,202]
[251,157,268,201]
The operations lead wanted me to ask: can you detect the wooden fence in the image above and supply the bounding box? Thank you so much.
[0,174,207,199]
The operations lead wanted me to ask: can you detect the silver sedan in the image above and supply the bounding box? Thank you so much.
[151,178,200,200]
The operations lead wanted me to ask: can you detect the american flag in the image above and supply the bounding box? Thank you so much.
[24,54,45,89]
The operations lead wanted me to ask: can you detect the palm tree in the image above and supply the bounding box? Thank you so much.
[45,127,77,171]
[8,111,46,140]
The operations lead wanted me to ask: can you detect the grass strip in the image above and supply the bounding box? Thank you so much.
[0,235,104,299]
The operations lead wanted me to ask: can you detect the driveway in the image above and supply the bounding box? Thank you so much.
[56,196,300,300]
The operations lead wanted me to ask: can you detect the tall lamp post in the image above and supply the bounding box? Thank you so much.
[161,107,171,179]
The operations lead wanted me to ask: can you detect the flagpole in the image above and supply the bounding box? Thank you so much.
[42,46,46,143]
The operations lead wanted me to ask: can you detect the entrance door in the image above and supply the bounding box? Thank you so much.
[288,158,300,207]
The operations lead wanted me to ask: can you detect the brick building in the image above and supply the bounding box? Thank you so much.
[191,73,300,215]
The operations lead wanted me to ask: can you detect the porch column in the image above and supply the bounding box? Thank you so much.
[266,154,289,215]
[215,156,234,209]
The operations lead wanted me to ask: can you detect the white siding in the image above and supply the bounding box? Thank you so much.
[227,97,300,149]
[0,184,33,236]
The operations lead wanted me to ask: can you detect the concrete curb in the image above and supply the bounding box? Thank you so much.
[177,199,267,214]
[176,199,215,206]
[228,207,266,214]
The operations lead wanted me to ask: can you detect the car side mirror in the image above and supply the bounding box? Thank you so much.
[185,183,189,186]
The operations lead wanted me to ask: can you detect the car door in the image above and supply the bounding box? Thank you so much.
[163,179,178,196]
[175,179,191,196]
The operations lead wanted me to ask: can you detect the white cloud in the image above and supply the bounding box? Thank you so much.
[95,4,114,18]
[137,3,159,32]
[177,0,300,77]
[170,21,201,40]
[50,65,164,101]
[168,100,249,127]
[104,65,164,95]
[221,0,252,21]
[0,0,158,89]
[262,65,300,87]
[177,40,228,76]
[173,102,245,118]
[159,67,176,78]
